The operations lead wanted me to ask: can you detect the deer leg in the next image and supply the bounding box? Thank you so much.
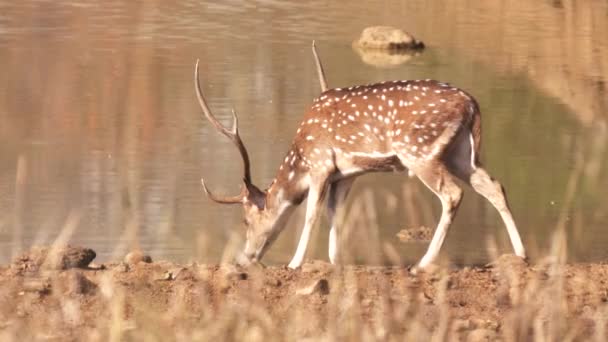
[467,167,526,258]
[443,130,526,259]
[288,180,328,269]
[415,164,463,269]
[327,177,356,264]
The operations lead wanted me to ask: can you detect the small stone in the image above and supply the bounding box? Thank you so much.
[124,250,152,265]
[218,264,247,293]
[160,271,174,281]
[265,277,282,287]
[220,264,248,281]
[160,267,190,281]
[114,262,130,273]
[55,246,97,269]
[296,279,330,296]
[168,267,182,280]
[12,245,96,272]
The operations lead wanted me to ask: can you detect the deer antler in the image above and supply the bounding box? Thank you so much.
[194,59,252,204]
[200,179,248,204]
[312,41,328,92]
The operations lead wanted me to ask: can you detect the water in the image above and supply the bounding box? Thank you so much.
[0,0,606,265]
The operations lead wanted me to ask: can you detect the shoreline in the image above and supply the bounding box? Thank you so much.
[1,246,607,340]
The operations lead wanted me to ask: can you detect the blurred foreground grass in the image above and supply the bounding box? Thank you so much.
[1,229,607,341]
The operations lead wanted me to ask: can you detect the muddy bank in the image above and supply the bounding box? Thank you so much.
[1,246,608,340]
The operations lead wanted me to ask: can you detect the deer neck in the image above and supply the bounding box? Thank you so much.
[251,167,305,243]
[265,152,311,212]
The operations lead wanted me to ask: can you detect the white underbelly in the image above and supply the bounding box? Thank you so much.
[333,151,407,179]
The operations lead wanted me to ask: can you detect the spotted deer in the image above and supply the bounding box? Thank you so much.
[195,42,526,270]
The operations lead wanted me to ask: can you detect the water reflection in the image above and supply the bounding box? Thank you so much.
[0,0,606,265]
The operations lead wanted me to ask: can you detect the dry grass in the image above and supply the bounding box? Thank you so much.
[1,220,607,341]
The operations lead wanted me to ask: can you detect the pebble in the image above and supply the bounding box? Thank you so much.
[296,279,330,296]
[124,250,152,265]
[12,245,96,271]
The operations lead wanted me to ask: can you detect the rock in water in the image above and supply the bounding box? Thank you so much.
[354,26,425,51]
[353,46,419,68]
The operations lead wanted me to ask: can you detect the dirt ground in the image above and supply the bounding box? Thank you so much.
[1,246,608,341]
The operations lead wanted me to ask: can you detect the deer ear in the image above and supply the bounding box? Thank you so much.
[244,181,266,210]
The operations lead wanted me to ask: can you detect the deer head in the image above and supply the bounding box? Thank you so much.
[194,43,329,266]
[194,60,272,263]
